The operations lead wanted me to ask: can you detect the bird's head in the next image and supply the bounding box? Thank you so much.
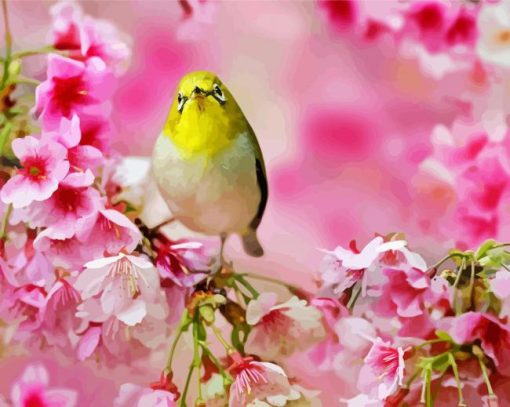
[163,71,247,157]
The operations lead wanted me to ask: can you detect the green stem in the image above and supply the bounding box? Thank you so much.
[11,45,56,59]
[414,338,449,351]
[164,311,190,374]
[0,120,12,157]
[478,357,495,396]
[192,322,203,405]
[405,369,421,388]
[200,343,233,382]
[448,353,464,405]
[12,75,40,86]
[242,272,299,294]
[0,203,12,240]
[1,0,12,89]
[211,324,234,354]
[179,362,195,407]
[425,368,432,407]
[347,284,361,311]
[234,274,259,299]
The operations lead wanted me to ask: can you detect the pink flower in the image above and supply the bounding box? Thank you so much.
[228,355,298,407]
[11,364,77,407]
[33,228,88,269]
[449,312,510,376]
[9,285,47,337]
[76,207,141,259]
[114,383,177,407]
[320,236,426,297]
[77,112,111,154]
[155,238,211,288]
[308,297,348,370]
[30,170,100,234]
[375,268,448,338]
[35,54,113,130]
[74,253,160,326]
[245,292,325,361]
[43,115,103,172]
[358,338,405,400]
[491,270,510,300]
[50,1,82,51]
[1,136,69,208]
[50,1,130,75]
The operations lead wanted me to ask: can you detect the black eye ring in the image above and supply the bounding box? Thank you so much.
[212,84,226,104]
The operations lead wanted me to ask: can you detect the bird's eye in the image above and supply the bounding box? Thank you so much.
[213,84,226,104]
[177,92,186,113]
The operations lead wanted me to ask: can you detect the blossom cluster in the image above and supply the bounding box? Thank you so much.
[0,1,510,406]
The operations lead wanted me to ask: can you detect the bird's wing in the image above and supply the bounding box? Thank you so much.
[248,129,268,231]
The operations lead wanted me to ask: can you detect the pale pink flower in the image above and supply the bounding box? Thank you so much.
[30,170,100,234]
[228,355,297,407]
[35,54,113,130]
[50,1,130,75]
[491,270,510,300]
[50,1,82,51]
[114,383,177,407]
[340,393,380,407]
[0,136,69,208]
[375,267,449,338]
[43,115,103,172]
[10,285,47,337]
[449,312,510,376]
[358,338,405,400]
[76,207,141,259]
[477,0,510,68]
[11,364,77,407]
[245,292,325,361]
[74,253,159,326]
[320,236,426,297]
[33,228,88,269]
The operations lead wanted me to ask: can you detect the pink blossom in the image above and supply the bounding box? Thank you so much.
[449,312,510,376]
[74,253,160,326]
[320,236,426,297]
[35,54,113,130]
[114,383,177,407]
[155,238,211,288]
[33,228,88,269]
[50,1,82,51]
[358,338,405,400]
[43,115,103,172]
[245,292,325,361]
[50,1,130,75]
[308,297,348,370]
[11,364,77,407]
[30,170,100,234]
[228,355,298,407]
[9,285,47,336]
[77,112,111,154]
[0,136,69,208]
[375,267,448,338]
[491,270,510,300]
[76,207,141,259]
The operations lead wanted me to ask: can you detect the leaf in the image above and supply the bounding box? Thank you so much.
[476,240,498,260]
[435,330,453,342]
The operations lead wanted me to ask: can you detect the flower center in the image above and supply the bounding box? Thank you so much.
[22,156,47,181]
[498,30,510,44]
[52,75,91,117]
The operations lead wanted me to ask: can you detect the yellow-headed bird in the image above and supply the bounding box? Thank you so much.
[151,71,268,264]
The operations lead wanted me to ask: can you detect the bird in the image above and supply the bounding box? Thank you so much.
[151,71,268,267]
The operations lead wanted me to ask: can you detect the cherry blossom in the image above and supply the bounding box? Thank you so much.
[477,0,510,68]
[0,136,69,208]
[35,54,113,130]
[10,364,77,407]
[245,292,325,361]
[228,355,298,407]
[358,338,405,400]
[114,383,177,407]
[74,253,160,326]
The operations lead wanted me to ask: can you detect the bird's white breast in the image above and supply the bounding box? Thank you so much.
[151,132,261,236]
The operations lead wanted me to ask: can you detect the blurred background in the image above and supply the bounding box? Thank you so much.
[4,1,507,403]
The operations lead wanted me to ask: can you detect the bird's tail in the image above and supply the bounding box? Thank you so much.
[241,229,264,257]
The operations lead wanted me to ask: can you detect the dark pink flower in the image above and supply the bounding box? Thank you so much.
[11,364,77,407]
[358,338,405,400]
[35,54,113,130]
[30,170,100,235]
[1,136,69,208]
[449,312,510,376]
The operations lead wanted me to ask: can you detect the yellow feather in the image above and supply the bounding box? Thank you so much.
[163,71,248,159]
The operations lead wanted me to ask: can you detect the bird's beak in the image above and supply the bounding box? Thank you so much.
[191,87,207,111]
